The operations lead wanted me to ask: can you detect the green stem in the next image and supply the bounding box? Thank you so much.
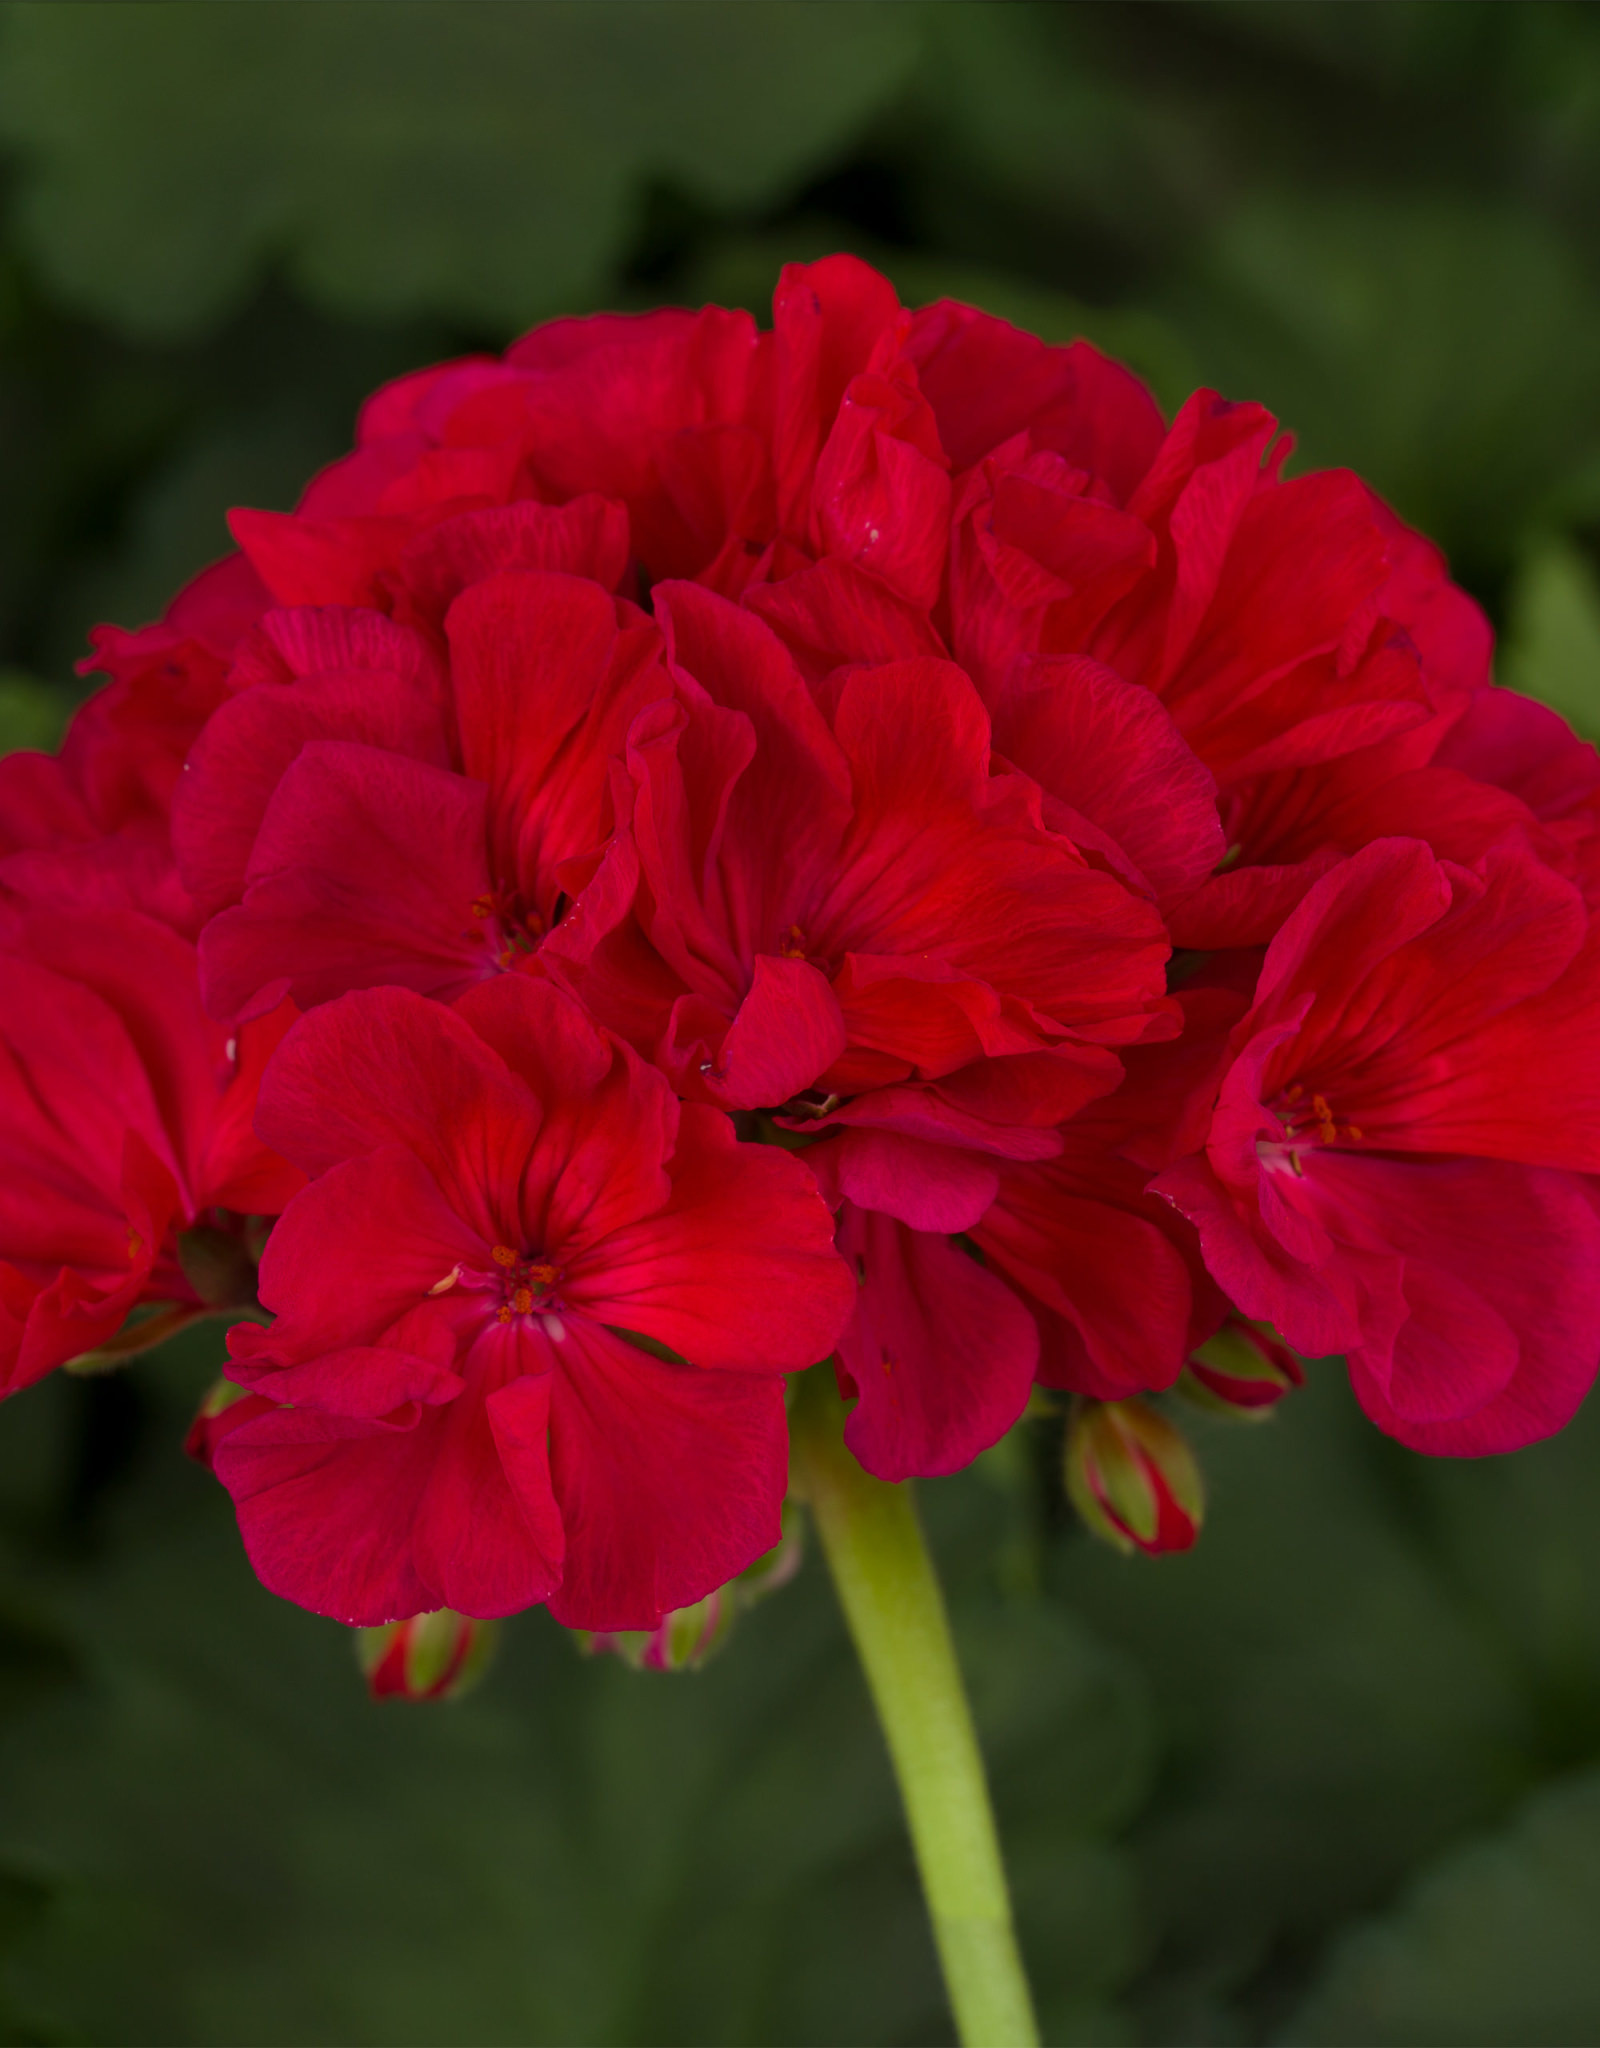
[791,1371,1040,2048]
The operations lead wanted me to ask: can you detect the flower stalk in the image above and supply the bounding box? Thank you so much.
[790,1370,1039,2048]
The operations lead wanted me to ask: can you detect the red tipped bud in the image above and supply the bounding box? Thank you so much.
[357,1609,497,1702]
[586,1587,736,1673]
[1065,1397,1204,1556]
[582,1504,804,1673]
[1179,1318,1304,1419]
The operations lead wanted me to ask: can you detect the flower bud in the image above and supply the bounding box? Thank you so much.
[1065,1397,1204,1556]
[1179,1318,1304,1419]
[585,1587,735,1673]
[582,1504,805,1672]
[357,1609,498,1702]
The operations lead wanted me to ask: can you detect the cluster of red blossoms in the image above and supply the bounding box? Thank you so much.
[5,255,1600,1632]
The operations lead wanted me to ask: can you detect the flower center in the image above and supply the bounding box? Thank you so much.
[466,890,547,974]
[433,1243,564,1325]
[1261,1082,1363,1175]
[487,1242,563,1323]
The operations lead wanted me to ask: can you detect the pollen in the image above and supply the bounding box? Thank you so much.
[512,1286,533,1315]
[492,1245,518,1267]
[1277,1082,1365,1151]
[496,1303,513,1324]
[526,1260,560,1289]
[778,923,808,959]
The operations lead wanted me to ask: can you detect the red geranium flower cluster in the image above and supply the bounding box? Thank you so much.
[5,254,1600,1630]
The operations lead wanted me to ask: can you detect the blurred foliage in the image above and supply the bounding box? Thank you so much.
[1502,540,1600,742]
[4,3,1600,2042]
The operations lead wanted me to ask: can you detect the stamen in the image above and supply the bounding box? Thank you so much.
[491,1245,518,1267]
[428,1265,462,1296]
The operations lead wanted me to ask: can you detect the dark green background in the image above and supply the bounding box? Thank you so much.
[4,6,1600,2042]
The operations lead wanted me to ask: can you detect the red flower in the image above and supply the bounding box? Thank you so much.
[0,906,299,1392]
[1154,838,1600,1452]
[0,556,270,931]
[174,572,670,1022]
[587,581,1174,1119]
[972,1098,1226,1405]
[212,977,853,1628]
[563,583,1177,1478]
[943,384,1494,948]
[221,256,955,614]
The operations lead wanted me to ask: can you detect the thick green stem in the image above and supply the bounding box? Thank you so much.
[791,1371,1040,2048]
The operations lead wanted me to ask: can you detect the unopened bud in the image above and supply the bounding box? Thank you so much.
[586,1586,735,1672]
[583,1504,805,1673]
[357,1609,497,1702]
[1065,1397,1204,1556]
[1179,1318,1304,1419]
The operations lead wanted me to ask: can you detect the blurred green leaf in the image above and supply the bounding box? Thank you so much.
[0,1,918,339]
[1051,1371,1600,2039]
[0,672,66,754]
[1499,539,1600,739]
[1170,199,1600,582]
[1284,1768,1600,2046]
[0,1360,1149,2047]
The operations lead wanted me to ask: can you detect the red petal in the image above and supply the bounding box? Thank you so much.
[545,1322,787,1631]
[835,1205,1038,1481]
[566,1102,852,1371]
